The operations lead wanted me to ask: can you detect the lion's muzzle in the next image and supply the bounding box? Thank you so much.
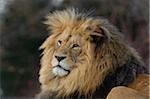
[51,54,71,77]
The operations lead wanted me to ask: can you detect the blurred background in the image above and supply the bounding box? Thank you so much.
[0,0,149,98]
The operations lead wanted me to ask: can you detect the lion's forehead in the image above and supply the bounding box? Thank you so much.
[58,29,71,40]
[58,31,85,45]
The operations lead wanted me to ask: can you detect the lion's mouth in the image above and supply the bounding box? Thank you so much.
[55,65,70,72]
[52,65,70,77]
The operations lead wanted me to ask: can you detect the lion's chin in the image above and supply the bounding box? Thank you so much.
[52,65,70,77]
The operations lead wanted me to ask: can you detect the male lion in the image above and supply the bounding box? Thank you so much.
[37,8,148,99]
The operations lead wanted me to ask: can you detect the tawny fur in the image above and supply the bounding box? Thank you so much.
[38,8,147,99]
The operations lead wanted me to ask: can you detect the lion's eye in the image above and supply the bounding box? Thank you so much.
[72,44,80,49]
[57,40,62,46]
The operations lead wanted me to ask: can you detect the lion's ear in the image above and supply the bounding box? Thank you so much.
[90,25,110,49]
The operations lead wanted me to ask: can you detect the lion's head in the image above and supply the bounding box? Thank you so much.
[39,8,141,97]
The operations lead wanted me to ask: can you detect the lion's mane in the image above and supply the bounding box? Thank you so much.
[38,8,147,98]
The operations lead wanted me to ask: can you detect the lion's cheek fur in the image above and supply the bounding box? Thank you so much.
[39,48,55,86]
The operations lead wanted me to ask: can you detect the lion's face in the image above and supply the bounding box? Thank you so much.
[51,30,90,77]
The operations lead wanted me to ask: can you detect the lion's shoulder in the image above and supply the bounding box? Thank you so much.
[106,74,149,99]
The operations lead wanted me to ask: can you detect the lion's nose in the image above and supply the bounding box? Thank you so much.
[55,55,66,62]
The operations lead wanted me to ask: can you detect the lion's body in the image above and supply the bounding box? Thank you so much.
[37,8,147,99]
[107,74,149,99]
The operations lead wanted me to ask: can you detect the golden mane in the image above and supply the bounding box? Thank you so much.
[39,8,144,98]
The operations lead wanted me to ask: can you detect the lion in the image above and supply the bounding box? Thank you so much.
[37,8,148,99]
